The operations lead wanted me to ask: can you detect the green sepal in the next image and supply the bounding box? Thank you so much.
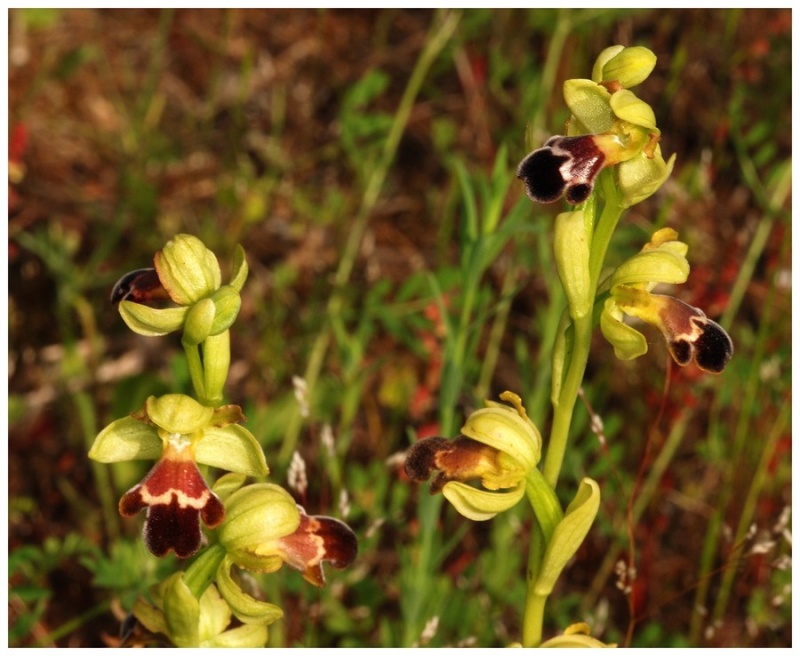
[209,286,242,335]
[442,480,526,521]
[207,624,268,648]
[196,424,269,477]
[563,79,614,134]
[161,573,203,647]
[216,556,284,626]
[118,300,187,336]
[534,478,600,595]
[88,416,161,463]
[183,298,216,346]
[591,45,625,82]
[610,247,689,289]
[146,394,214,435]
[155,234,221,305]
[617,148,676,208]
[218,483,300,554]
[132,595,167,636]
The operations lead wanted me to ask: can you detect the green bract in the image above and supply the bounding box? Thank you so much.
[554,210,591,320]
[534,478,600,596]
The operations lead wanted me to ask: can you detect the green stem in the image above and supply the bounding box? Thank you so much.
[184,543,227,599]
[524,189,625,646]
[184,342,207,402]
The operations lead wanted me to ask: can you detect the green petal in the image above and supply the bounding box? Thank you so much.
[442,480,526,521]
[212,473,248,501]
[88,416,161,462]
[216,557,284,626]
[534,478,600,596]
[196,424,269,477]
[563,79,615,134]
[118,301,187,336]
[146,394,215,435]
[600,300,649,361]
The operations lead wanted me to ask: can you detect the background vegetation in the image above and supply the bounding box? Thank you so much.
[8,8,791,648]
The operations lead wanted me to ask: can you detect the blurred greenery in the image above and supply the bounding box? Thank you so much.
[8,7,791,647]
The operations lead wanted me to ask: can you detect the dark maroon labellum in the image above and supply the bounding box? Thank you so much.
[110,268,170,305]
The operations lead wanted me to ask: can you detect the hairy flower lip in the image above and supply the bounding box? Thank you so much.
[517,135,608,205]
[119,442,225,558]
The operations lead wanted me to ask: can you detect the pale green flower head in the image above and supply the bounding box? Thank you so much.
[132,573,269,647]
[601,229,733,373]
[405,392,542,521]
[114,234,248,343]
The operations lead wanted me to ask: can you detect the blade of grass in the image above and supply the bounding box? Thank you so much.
[279,9,462,463]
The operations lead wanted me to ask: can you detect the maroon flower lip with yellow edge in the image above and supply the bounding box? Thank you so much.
[119,440,225,558]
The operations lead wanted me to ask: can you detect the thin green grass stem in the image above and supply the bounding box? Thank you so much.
[279,9,461,463]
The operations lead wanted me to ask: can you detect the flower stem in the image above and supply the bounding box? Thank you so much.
[524,189,624,646]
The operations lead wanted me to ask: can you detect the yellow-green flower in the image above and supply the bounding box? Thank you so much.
[518,46,674,208]
[88,394,268,558]
[218,483,358,587]
[405,392,541,521]
[111,234,248,343]
[600,228,733,373]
